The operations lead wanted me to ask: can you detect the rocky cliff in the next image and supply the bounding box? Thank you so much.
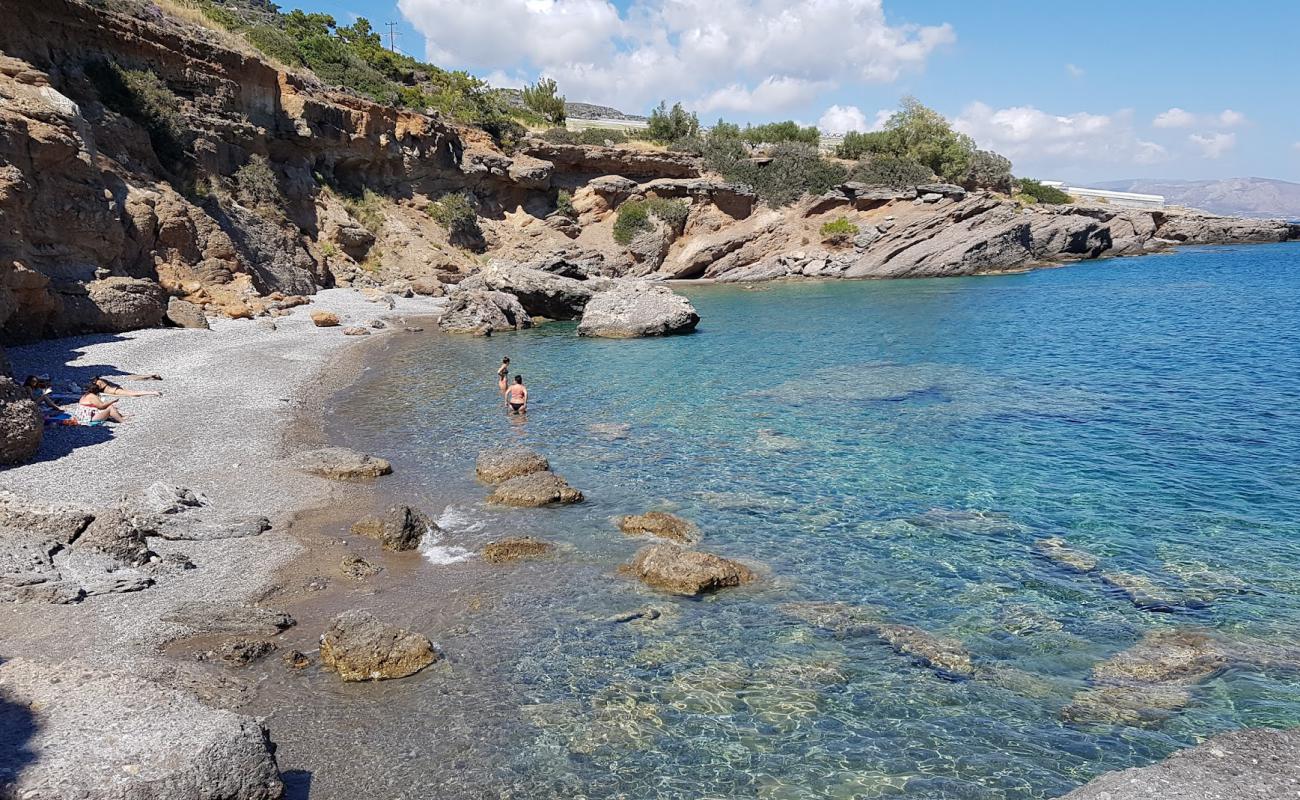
[0,0,1295,350]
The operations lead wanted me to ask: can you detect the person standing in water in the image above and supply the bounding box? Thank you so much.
[497,357,511,393]
[505,375,528,415]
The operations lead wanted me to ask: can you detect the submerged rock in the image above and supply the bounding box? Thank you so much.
[164,602,296,636]
[1034,536,1100,573]
[350,505,435,552]
[781,602,976,680]
[475,447,551,484]
[1100,571,1188,612]
[0,658,283,800]
[293,447,392,480]
[486,471,584,507]
[319,610,440,681]
[218,638,278,667]
[482,536,555,564]
[617,512,701,545]
[622,544,755,596]
[340,553,382,579]
[577,281,700,338]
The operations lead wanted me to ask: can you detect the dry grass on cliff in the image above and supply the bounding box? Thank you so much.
[152,0,297,73]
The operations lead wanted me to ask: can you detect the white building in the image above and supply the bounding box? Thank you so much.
[1043,181,1165,209]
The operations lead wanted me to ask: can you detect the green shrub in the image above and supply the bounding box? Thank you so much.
[541,127,578,144]
[85,60,186,169]
[849,155,933,188]
[579,127,627,146]
[741,120,819,146]
[833,98,991,184]
[1016,178,1072,205]
[612,198,689,245]
[244,24,305,67]
[646,101,699,143]
[342,188,387,235]
[320,241,338,258]
[555,190,575,219]
[962,149,1014,193]
[668,135,704,154]
[234,154,281,208]
[835,130,895,160]
[701,127,749,174]
[427,192,482,243]
[522,77,565,126]
[726,143,847,208]
[820,217,859,245]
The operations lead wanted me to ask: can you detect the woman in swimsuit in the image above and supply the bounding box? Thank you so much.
[76,378,127,424]
[505,375,527,415]
[497,357,511,394]
[90,375,161,398]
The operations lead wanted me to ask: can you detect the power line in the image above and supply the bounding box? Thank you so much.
[384,21,400,53]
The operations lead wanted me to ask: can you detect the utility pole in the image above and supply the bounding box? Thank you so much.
[385,22,399,53]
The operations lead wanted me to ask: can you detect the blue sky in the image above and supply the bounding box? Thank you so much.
[296,0,1299,183]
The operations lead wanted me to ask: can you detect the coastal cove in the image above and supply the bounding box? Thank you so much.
[250,242,1300,799]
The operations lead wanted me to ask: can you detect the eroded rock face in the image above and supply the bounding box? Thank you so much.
[617,512,701,545]
[456,264,593,320]
[577,282,700,338]
[623,544,754,596]
[486,471,584,507]
[438,290,532,334]
[475,447,550,484]
[351,505,434,552]
[0,658,284,800]
[520,140,702,179]
[0,375,42,464]
[319,610,439,681]
[293,447,392,480]
[482,536,555,564]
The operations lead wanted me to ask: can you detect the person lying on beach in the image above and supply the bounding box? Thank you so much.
[90,375,161,398]
[75,378,128,424]
[497,357,511,393]
[505,375,527,415]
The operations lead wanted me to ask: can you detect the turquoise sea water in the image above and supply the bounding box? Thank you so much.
[304,243,1300,799]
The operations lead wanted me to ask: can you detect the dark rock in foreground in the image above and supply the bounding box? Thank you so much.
[617,512,701,545]
[319,610,440,681]
[577,282,700,338]
[1059,727,1300,799]
[351,505,434,552]
[475,447,551,484]
[623,544,754,596]
[482,536,555,564]
[0,376,42,465]
[292,447,392,480]
[486,471,584,507]
[0,658,283,800]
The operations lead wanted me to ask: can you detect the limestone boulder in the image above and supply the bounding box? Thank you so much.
[617,512,701,545]
[310,310,340,327]
[85,277,166,332]
[475,447,550,484]
[577,281,700,338]
[438,290,532,334]
[350,505,435,552]
[319,610,440,681]
[293,447,392,480]
[623,544,754,596]
[0,375,42,465]
[165,297,209,329]
[456,264,593,319]
[0,658,283,800]
[486,471,584,507]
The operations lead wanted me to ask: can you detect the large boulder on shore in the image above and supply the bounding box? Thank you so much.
[292,447,392,480]
[165,297,209,329]
[438,289,531,334]
[0,658,284,800]
[319,610,440,681]
[623,544,754,596]
[456,264,593,320]
[0,375,42,465]
[84,277,167,332]
[350,505,435,552]
[577,282,700,338]
[486,471,584,507]
[475,447,550,484]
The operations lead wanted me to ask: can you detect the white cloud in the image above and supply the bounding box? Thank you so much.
[816,104,891,135]
[1218,109,1246,127]
[1065,63,1085,78]
[1189,132,1236,158]
[1294,141,1300,151]
[1153,107,1195,128]
[397,0,954,112]
[954,102,1169,167]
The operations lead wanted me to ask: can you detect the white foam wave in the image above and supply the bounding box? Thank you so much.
[419,517,474,566]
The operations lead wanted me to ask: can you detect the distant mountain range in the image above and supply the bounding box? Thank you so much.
[1093,177,1300,220]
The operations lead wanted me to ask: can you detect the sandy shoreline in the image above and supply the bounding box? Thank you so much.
[0,289,444,667]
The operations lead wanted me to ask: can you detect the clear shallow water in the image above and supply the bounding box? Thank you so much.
[303,244,1300,798]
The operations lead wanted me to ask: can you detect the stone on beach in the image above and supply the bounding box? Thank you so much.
[350,505,435,552]
[482,536,555,564]
[319,610,440,681]
[218,638,278,666]
[1033,536,1099,573]
[438,289,532,334]
[487,471,584,507]
[617,512,701,545]
[340,553,382,579]
[341,326,371,336]
[165,296,210,329]
[0,658,283,800]
[475,447,551,484]
[0,376,42,465]
[292,447,392,480]
[577,282,700,338]
[163,602,296,636]
[310,310,341,327]
[623,544,755,596]
[151,513,272,542]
